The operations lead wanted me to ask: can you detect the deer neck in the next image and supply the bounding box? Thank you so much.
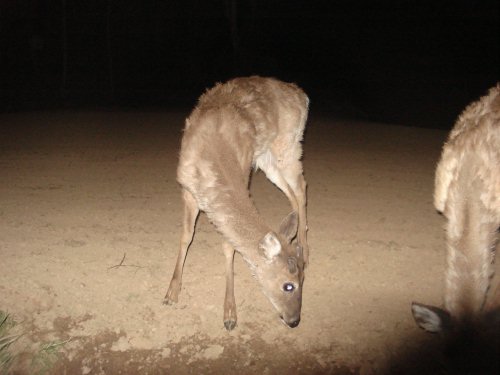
[444,176,497,320]
[204,190,270,266]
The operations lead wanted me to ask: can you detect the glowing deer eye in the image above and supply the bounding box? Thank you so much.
[283,283,295,292]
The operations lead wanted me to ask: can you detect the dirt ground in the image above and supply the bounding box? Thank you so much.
[0,110,490,374]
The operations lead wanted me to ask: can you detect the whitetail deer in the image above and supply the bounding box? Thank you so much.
[412,85,500,336]
[164,77,309,330]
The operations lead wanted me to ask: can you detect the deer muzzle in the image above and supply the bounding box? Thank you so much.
[281,315,301,328]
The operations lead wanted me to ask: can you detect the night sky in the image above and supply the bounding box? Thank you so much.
[1,0,499,128]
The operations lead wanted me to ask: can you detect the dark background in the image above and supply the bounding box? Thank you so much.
[1,0,499,128]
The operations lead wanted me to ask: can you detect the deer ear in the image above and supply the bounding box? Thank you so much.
[278,211,298,243]
[411,302,451,333]
[259,232,282,260]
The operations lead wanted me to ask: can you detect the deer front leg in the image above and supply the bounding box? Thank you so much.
[223,241,237,331]
[164,189,199,305]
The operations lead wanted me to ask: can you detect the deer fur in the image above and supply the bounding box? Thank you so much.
[412,85,500,335]
[164,76,309,330]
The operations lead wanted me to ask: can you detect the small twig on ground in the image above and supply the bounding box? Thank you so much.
[107,253,144,272]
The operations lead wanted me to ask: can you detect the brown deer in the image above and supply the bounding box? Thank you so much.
[412,85,500,337]
[164,77,309,330]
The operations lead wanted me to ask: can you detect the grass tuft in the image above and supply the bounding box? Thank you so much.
[30,339,71,375]
[1,310,70,375]
[0,311,21,375]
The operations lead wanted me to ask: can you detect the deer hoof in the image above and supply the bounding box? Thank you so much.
[163,298,175,306]
[163,292,178,305]
[224,319,237,331]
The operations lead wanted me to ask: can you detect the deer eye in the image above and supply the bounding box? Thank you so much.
[283,283,295,292]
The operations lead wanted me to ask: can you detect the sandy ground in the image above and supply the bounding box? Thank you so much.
[0,110,491,374]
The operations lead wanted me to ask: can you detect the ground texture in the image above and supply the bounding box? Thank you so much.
[0,111,493,374]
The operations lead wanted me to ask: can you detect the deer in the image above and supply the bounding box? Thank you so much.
[164,76,309,331]
[412,85,500,344]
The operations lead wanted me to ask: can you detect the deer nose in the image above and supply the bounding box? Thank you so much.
[287,318,300,328]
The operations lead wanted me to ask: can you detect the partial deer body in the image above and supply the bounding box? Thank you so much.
[164,76,309,330]
[412,85,500,335]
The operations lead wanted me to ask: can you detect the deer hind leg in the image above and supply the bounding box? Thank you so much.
[164,188,199,305]
[222,241,237,331]
[261,160,309,265]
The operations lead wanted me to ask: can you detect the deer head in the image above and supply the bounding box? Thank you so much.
[255,211,305,328]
